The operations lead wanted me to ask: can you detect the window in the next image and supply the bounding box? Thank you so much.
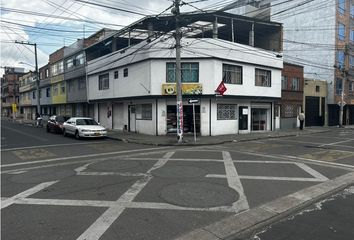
[351,29,354,42]
[350,55,354,68]
[281,76,288,90]
[78,79,86,90]
[166,62,199,83]
[351,3,354,17]
[114,70,119,79]
[123,68,128,77]
[60,82,65,94]
[58,61,64,74]
[349,81,354,93]
[45,69,49,78]
[337,50,345,69]
[53,84,58,96]
[316,85,320,92]
[222,64,242,84]
[291,77,300,91]
[338,23,345,41]
[46,87,51,97]
[141,104,152,120]
[33,91,36,99]
[217,104,237,120]
[66,58,73,69]
[75,54,84,66]
[98,73,109,90]
[339,0,345,15]
[40,72,43,80]
[336,78,343,95]
[51,64,58,76]
[255,68,271,87]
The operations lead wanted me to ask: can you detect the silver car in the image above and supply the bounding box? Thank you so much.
[63,117,107,139]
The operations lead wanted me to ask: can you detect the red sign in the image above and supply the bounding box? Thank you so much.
[215,81,227,95]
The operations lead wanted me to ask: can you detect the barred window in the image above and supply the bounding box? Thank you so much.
[282,104,298,118]
[217,104,237,120]
[255,68,271,87]
[166,62,199,83]
[142,104,152,120]
[223,64,242,84]
[98,73,109,90]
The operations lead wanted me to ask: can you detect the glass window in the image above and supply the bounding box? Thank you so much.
[51,64,57,76]
[58,61,64,74]
[337,50,345,69]
[339,0,345,15]
[217,104,237,120]
[338,23,345,41]
[98,73,109,90]
[255,68,271,87]
[114,70,119,79]
[45,69,49,78]
[222,64,242,84]
[316,86,320,92]
[60,82,65,94]
[351,29,354,42]
[336,78,343,95]
[349,81,354,93]
[291,77,300,91]
[46,87,51,97]
[281,76,288,90]
[75,54,84,66]
[141,104,152,120]
[351,3,354,17]
[166,62,199,83]
[53,84,58,96]
[66,58,73,69]
[124,68,128,77]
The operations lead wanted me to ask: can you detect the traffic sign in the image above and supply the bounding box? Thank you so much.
[188,99,199,104]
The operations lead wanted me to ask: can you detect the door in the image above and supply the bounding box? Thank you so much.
[252,108,267,131]
[128,105,136,132]
[305,96,321,126]
[239,106,248,130]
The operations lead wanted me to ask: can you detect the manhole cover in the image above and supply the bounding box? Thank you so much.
[160,182,239,208]
[88,160,139,171]
[152,166,207,178]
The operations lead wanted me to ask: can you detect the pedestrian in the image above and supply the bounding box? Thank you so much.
[298,111,305,130]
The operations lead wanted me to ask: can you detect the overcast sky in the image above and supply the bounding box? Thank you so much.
[0,0,229,75]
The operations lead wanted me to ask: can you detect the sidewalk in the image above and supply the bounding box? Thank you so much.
[106,127,331,146]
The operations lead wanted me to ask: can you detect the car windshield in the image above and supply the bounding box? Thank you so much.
[76,119,98,126]
[56,116,69,123]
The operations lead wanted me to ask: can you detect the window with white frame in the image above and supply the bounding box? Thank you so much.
[58,61,64,74]
[114,70,119,79]
[75,53,84,66]
[291,77,300,91]
[281,76,288,90]
[217,104,237,120]
[222,64,242,84]
[166,62,199,83]
[255,68,271,87]
[98,73,109,90]
[338,22,346,41]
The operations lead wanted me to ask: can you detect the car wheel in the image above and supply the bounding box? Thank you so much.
[75,131,80,140]
[63,129,67,137]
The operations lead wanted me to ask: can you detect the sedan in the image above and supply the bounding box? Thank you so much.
[63,117,107,139]
[47,115,70,133]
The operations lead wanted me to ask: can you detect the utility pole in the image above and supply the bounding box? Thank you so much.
[172,0,183,143]
[15,41,40,114]
[339,71,346,127]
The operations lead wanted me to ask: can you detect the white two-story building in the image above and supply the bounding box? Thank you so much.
[86,36,282,136]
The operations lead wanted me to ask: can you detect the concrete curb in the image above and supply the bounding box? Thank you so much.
[106,129,331,146]
[174,171,354,240]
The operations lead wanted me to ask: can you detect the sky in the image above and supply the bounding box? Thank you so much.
[0,0,231,75]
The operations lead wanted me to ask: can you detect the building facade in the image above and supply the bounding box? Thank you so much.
[19,71,36,120]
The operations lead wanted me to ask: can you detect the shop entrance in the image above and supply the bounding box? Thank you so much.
[252,108,267,131]
[167,105,200,134]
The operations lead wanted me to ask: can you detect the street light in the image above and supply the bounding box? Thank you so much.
[18,61,35,68]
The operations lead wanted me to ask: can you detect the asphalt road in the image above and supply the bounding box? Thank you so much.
[1,120,354,240]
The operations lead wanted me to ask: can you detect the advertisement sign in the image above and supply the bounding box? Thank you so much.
[162,83,202,95]
[12,103,17,112]
[215,81,227,95]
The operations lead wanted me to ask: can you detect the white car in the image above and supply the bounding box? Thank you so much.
[63,117,107,139]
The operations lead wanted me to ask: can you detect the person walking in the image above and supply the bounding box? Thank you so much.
[298,111,305,130]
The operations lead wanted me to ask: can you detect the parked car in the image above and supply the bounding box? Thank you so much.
[63,117,107,139]
[47,115,70,133]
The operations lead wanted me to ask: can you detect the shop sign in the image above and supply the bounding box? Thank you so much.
[162,83,202,95]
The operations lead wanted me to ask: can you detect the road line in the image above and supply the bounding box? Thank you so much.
[222,151,249,212]
[76,152,174,240]
[206,174,326,182]
[319,138,354,147]
[78,172,147,177]
[1,125,48,142]
[294,162,329,181]
[1,141,107,152]
[1,181,58,209]
[1,146,170,168]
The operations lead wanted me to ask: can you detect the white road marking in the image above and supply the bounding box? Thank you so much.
[1,147,170,168]
[6,170,28,174]
[294,162,329,181]
[76,152,174,240]
[1,181,58,209]
[319,138,354,147]
[1,141,107,152]
[206,174,326,182]
[222,151,249,212]
[78,172,147,177]
[269,138,354,149]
